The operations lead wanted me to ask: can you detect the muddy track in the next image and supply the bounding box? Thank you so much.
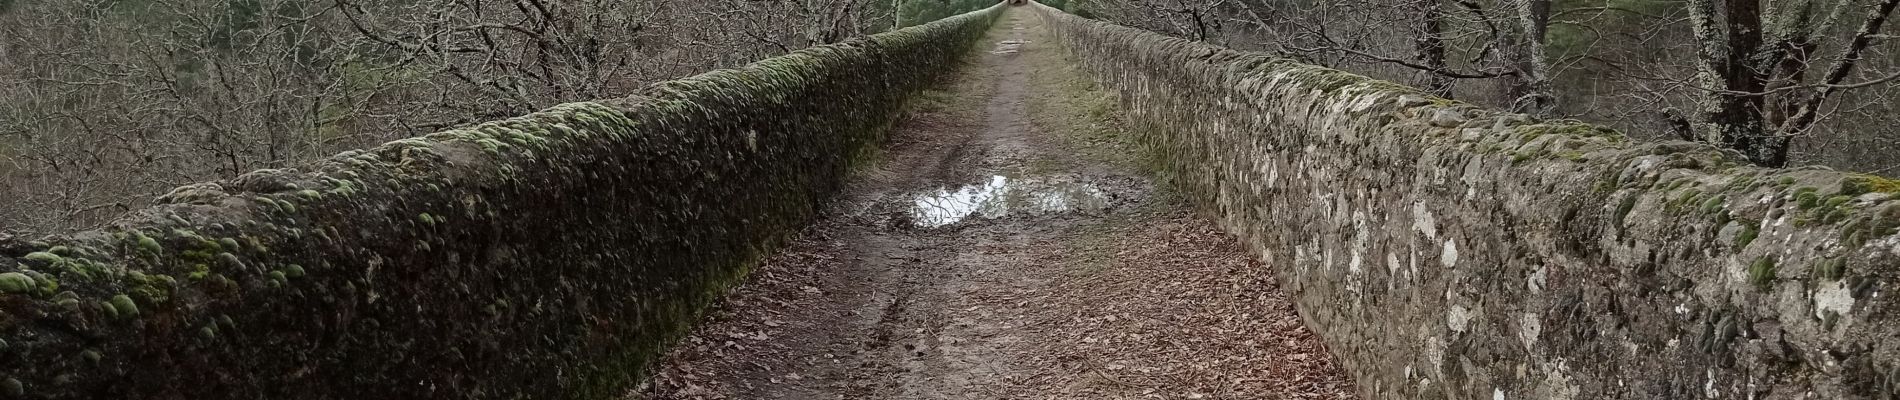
[636,8,1357,400]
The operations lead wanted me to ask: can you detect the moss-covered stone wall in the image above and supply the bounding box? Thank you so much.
[1032,3,1900,399]
[0,6,1002,399]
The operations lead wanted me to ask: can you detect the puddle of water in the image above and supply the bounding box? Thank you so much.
[992,40,1031,54]
[909,175,1110,228]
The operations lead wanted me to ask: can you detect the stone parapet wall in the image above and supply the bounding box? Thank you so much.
[1034,3,1900,399]
[0,6,1003,399]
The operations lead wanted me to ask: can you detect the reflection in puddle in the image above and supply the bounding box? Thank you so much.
[910,175,1110,228]
[992,40,1030,54]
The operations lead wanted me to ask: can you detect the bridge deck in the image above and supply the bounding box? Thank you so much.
[638,8,1355,399]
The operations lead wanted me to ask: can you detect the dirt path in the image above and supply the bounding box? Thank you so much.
[635,8,1357,400]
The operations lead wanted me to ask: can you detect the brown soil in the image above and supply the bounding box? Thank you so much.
[632,8,1357,400]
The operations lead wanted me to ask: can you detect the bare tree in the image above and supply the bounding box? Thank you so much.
[1081,0,1900,171]
[1682,0,1900,167]
[0,0,908,233]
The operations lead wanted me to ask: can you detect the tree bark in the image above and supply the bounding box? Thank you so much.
[1508,0,1554,115]
[1684,0,1731,144]
[1716,0,1775,163]
[1415,0,1455,97]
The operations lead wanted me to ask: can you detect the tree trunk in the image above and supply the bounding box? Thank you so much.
[1685,0,1780,165]
[1415,0,1455,98]
[1507,0,1553,115]
[1715,0,1776,164]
